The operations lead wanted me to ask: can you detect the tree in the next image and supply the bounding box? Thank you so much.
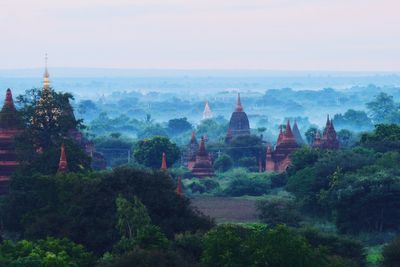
[332,109,373,131]
[167,118,192,135]
[1,167,213,254]
[213,154,233,172]
[0,238,94,267]
[366,93,398,123]
[257,196,302,227]
[337,129,355,148]
[305,127,318,145]
[116,196,151,240]
[201,224,326,267]
[137,124,168,139]
[134,136,180,168]
[360,124,400,152]
[382,236,400,267]
[16,88,82,150]
[227,135,263,166]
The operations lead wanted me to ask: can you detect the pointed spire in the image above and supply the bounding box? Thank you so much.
[176,176,183,196]
[284,120,295,139]
[198,137,207,156]
[235,93,243,112]
[277,125,284,145]
[190,131,198,144]
[43,53,50,90]
[5,89,13,107]
[161,152,167,170]
[292,119,304,145]
[326,114,331,127]
[202,101,213,120]
[58,143,68,173]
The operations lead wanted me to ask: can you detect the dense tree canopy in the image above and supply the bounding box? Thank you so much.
[1,167,212,254]
[134,136,180,169]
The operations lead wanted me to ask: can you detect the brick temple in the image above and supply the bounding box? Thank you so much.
[0,89,22,194]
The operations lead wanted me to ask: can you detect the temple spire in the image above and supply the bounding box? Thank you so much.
[235,93,243,112]
[284,120,295,139]
[58,143,68,173]
[4,89,15,109]
[202,101,213,120]
[161,152,167,170]
[43,53,50,90]
[277,125,284,144]
[176,176,183,196]
[190,131,197,144]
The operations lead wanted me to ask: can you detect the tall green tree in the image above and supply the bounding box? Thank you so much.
[366,93,399,123]
[134,136,180,168]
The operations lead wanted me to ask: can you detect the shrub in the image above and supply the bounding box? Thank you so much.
[213,154,233,172]
[257,195,302,227]
[381,236,400,267]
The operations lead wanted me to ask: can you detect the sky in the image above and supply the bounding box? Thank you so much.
[0,0,399,71]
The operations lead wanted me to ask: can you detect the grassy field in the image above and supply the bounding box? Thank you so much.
[191,196,259,223]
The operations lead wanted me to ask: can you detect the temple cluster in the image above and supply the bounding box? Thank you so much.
[179,93,340,177]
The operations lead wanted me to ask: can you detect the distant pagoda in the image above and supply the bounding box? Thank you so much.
[182,131,199,170]
[313,115,339,150]
[191,137,214,178]
[202,101,213,120]
[58,143,68,173]
[225,93,250,142]
[161,152,168,171]
[266,120,299,172]
[0,89,23,195]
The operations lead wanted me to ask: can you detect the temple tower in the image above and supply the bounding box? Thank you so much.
[182,131,199,170]
[0,89,22,194]
[58,143,68,173]
[176,176,183,196]
[313,115,339,150]
[226,93,250,142]
[202,101,213,120]
[43,53,50,90]
[191,137,214,178]
[265,120,299,173]
[161,152,168,171]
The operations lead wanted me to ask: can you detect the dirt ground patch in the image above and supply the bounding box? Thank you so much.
[191,196,259,223]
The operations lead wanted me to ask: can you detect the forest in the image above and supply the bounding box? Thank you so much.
[0,85,400,267]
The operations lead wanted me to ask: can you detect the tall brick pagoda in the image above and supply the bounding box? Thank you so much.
[0,89,23,194]
[313,115,339,150]
[182,131,199,170]
[191,137,214,178]
[226,93,250,142]
[265,120,299,172]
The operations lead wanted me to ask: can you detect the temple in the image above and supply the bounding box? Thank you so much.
[313,115,339,150]
[161,152,168,171]
[176,176,183,196]
[182,131,199,170]
[292,119,305,145]
[225,93,250,142]
[191,137,214,178]
[58,143,68,173]
[43,53,50,90]
[266,120,300,172]
[0,89,23,195]
[202,101,213,120]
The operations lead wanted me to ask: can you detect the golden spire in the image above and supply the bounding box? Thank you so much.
[43,53,50,90]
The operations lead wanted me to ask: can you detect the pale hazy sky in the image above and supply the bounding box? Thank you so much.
[0,0,399,71]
